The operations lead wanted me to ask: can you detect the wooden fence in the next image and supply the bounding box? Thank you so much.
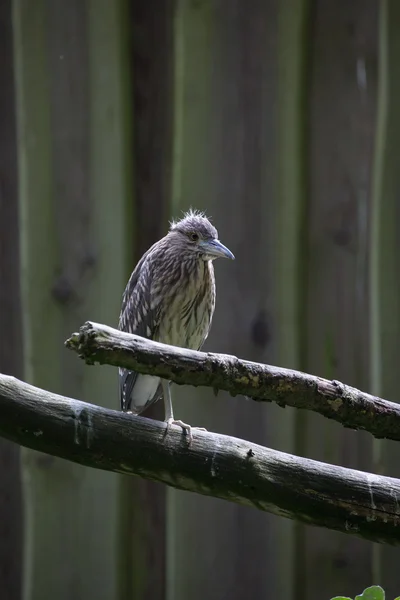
[1,0,400,599]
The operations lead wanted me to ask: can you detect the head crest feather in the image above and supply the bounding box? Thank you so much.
[169,208,211,230]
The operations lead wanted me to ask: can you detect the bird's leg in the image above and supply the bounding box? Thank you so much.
[161,380,206,443]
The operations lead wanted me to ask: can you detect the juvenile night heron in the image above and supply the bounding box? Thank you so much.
[118,209,234,441]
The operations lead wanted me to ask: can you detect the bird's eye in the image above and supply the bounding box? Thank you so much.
[190,233,199,242]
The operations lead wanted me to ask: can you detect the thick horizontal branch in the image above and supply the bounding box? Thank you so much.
[1,372,400,545]
[66,321,400,443]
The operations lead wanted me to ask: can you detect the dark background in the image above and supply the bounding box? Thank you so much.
[1,1,399,599]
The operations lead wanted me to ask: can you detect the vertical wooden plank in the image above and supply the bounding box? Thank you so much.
[229,3,283,597]
[276,1,310,598]
[370,1,400,597]
[13,1,132,599]
[87,4,133,598]
[168,4,236,598]
[0,1,23,598]
[168,1,286,599]
[131,0,173,257]
[118,1,174,598]
[303,2,377,598]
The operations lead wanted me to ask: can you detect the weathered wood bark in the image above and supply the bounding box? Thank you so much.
[1,373,400,546]
[67,322,400,442]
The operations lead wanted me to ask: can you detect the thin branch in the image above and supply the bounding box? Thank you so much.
[66,321,400,443]
[1,372,400,545]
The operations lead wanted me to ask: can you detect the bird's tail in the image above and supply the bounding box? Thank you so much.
[119,367,135,412]
[119,367,163,414]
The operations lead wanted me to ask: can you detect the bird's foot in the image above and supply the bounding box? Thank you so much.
[165,418,207,444]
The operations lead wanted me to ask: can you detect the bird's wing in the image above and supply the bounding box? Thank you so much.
[118,248,161,411]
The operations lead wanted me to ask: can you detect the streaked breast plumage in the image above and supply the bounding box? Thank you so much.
[118,210,226,415]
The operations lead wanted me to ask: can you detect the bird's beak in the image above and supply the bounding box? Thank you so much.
[199,239,235,260]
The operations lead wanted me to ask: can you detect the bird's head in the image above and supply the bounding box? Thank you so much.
[168,209,235,262]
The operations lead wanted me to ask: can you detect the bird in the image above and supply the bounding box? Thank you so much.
[118,209,234,442]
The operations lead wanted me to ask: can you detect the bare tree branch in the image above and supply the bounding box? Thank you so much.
[66,321,400,443]
[1,371,400,545]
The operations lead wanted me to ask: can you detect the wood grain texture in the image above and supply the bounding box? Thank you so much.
[303,2,378,597]
[67,321,400,443]
[13,2,57,598]
[169,2,241,597]
[1,373,400,545]
[276,1,311,594]
[13,1,132,598]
